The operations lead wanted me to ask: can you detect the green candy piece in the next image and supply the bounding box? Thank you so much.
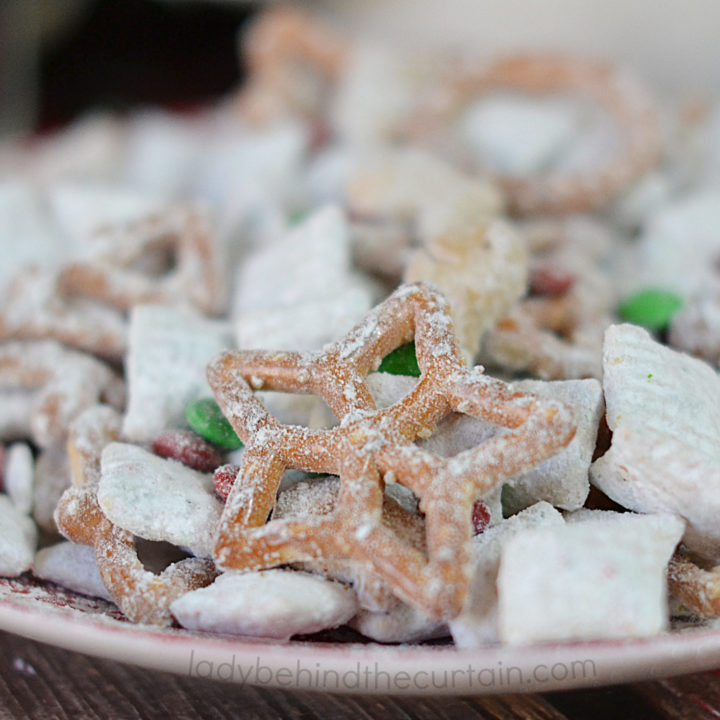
[185,398,243,450]
[619,289,683,332]
[377,341,420,377]
[288,209,310,226]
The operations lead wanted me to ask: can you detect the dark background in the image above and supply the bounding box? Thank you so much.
[37,0,257,130]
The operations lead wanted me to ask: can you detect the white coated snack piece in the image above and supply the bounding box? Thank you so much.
[346,148,501,222]
[171,569,359,639]
[350,602,448,643]
[450,502,565,648]
[331,44,421,146]
[405,219,527,356]
[48,182,165,247]
[0,495,37,577]
[33,541,114,603]
[124,111,205,199]
[501,378,603,513]
[23,114,125,187]
[33,444,71,533]
[255,391,337,430]
[612,171,674,229]
[234,205,374,351]
[459,95,580,176]
[122,305,233,443]
[419,379,601,513]
[0,268,129,362]
[669,291,720,366]
[365,372,418,409]
[591,324,720,561]
[631,187,720,300]
[237,283,375,352]
[196,120,308,235]
[4,442,34,515]
[97,442,223,558]
[497,511,685,644]
[0,181,64,289]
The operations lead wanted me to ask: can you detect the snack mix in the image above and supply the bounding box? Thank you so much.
[3,6,720,648]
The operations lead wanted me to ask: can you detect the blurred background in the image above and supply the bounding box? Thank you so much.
[5,0,720,139]
[0,0,256,137]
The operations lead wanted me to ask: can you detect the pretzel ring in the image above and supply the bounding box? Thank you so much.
[411,55,662,215]
[59,207,225,317]
[54,406,217,626]
[208,282,576,619]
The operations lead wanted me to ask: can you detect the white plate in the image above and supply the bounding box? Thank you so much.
[1,575,720,695]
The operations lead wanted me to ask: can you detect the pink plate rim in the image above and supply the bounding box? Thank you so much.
[1,577,719,695]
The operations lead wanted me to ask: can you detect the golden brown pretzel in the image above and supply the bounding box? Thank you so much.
[208,282,576,619]
[412,55,662,215]
[55,405,217,626]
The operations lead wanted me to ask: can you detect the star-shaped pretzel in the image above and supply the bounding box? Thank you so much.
[208,282,576,619]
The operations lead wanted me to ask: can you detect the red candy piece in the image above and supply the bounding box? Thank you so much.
[152,430,222,473]
[471,500,491,535]
[530,267,576,297]
[213,464,241,501]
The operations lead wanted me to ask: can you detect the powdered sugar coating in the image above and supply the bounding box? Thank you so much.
[630,188,720,301]
[33,541,114,603]
[413,55,661,215]
[501,378,603,513]
[669,290,720,365]
[122,305,233,443]
[0,495,36,577]
[4,443,34,515]
[208,282,576,619]
[234,206,375,352]
[591,324,720,561]
[98,443,223,558]
[450,501,564,648]
[273,475,425,612]
[0,181,65,291]
[59,206,226,317]
[350,602,448,643]
[0,268,127,361]
[171,569,358,640]
[48,182,165,243]
[55,406,217,626]
[458,94,581,176]
[0,339,124,448]
[33,445,71,533]
[497,511,684,644]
